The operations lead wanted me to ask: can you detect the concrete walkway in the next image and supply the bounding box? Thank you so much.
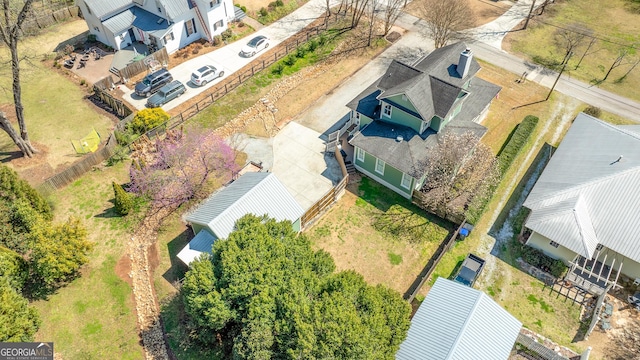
[467,0,537,49]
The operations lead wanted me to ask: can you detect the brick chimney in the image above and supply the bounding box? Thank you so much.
[456,47,473,78]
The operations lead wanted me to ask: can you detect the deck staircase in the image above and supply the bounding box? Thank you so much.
[190,0,212,43]
[344,161,356,175]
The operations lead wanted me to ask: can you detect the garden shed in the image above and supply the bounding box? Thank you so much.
[177,172,304,266]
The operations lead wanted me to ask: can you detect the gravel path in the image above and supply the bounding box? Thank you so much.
[128,209,171,360]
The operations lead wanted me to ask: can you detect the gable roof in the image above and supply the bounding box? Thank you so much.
[396,278,522,360]
[185,172,304,239]
[524,113,640,262]
[157,0,192,20]
[413,42,481,87]
[83,0,132,19]
[103,6,171,37]
[176,229,217,266]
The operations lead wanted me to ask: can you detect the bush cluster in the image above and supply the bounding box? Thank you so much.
[583,105,602,118]
[127,108,170,135]
[520,245,568,278]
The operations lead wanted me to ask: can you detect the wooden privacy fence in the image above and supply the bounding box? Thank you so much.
[116,48,170,81]
[405,220,466,303]
[93,78,133,118]
[37,134,118,196]
[21,6,79,36]
[300,148,349,230]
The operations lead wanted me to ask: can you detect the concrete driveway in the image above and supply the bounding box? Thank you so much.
[122,0,334,111]
[230,122,342,211]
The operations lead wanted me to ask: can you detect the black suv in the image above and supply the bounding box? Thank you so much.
[135,68,173,97]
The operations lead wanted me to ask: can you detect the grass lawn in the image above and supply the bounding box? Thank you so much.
[307,177,453,295]
[0,20,115,176]
[503,0,640,102]
[34,162,144,359]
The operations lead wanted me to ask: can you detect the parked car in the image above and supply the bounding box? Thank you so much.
[629,293,640,310]
[135,68,173,97]
[191,64,224,86]
[453,254,485,287]
[240,35,269,57]
[146,80,186,108]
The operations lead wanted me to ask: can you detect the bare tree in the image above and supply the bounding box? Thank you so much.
[553,23,591,66]
[382,0,403,36]
[0,0,36,157]
[602,48,630,82]
[617,56,640,83]
[351,0,370,28]
[367,0,378,46]
[419,0,476,49]
[417,131,499,220]
[574,37,598,70]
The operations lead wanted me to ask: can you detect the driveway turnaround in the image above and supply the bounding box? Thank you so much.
[230,122,342,211]
[122,0,335,111]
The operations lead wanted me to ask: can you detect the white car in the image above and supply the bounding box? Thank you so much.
[191,64,224,86]
[240,35,269,57]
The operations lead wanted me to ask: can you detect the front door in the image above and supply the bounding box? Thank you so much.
[128,28,136,45]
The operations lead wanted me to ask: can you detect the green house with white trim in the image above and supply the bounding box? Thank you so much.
[346,42,501,199]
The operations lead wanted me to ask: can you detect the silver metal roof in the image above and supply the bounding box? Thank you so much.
[524,113,640,262]
[185,172,304,239]
[158,0,192,20]
[396,278,521,360]
[176,229,217,266]
[103,7,171,37]
[83,0,132,19]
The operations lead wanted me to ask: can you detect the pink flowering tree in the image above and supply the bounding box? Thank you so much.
[129,128,239,209]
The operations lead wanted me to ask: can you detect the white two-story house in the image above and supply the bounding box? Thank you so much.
[76,0,237,54]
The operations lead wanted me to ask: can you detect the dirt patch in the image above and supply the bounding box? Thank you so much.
[115,254,133,287]
[240,0,275,14]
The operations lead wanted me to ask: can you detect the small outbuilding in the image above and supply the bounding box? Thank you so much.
[177,172,304,266]
[396,277,522,360]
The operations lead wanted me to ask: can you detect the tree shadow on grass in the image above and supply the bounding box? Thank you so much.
[0,150,24,163]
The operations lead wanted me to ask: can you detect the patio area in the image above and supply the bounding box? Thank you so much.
[110,42,152,71]
[65,47,115,85]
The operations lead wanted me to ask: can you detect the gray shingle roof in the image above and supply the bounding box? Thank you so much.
[396,278,522,360]
[524,113,640,262]
[346,84,380,119]
[83,0,131,19]
[349,116,486,178]
[103,7,171,37]
[185,172,304,239]
[413,42,481,87]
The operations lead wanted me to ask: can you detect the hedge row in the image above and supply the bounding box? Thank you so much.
[466,115,539,224]
[498,115,539,175]
[520,245,568,278]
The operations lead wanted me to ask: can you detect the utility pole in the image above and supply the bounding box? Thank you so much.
[546,52,572,101]
[523,0,537,30]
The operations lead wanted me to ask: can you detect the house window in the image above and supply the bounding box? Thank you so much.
[375,158,385,175]
[549,241,559,248]
[213,19,224,31]
[383,103,392,118]
[596,244,603,251]
[210,0,221,7]
[401,173,411,189]
[402,94,407,101]
[163,32,174,44]
[185,19,196,37]
[356,147,365,162]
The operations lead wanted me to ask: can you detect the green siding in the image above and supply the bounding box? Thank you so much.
[292,218,301,233]
[381,99,423,133]
[387,94,419,114]
[358,113,373,129]
[354,147,414,198]
[430,116,443,132]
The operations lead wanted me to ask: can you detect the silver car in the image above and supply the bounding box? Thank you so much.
[240,35,269,57]
[191,64,224,87]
